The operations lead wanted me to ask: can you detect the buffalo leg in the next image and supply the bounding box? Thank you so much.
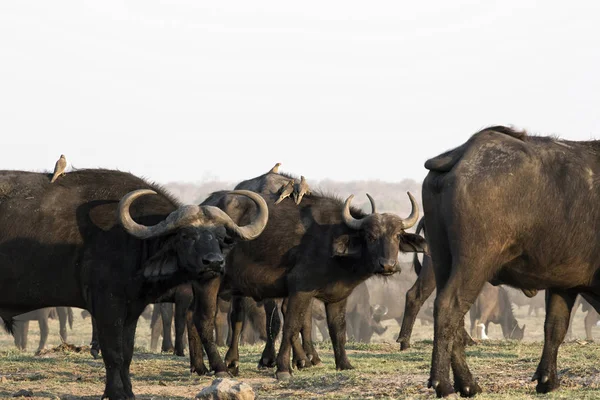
[186,308,208,375]
[57,307,69,343]
[224,295,244,375]
[398,260,436,350]
[259,299,281,369]
[149,305,162,352]
[275,293,313,380]
[120,315,140,399]
[566,296,581,340]
[14,321,28,350]
[214,301,229,347]
[429,259,485,398]
[449,317,482,397]
[159,303,175,353]
[584,307,598,341]
[36,314,49,354]
[192,278,228,376]
[325,298,353,370]
[174,291,192,357]
[96,313,129,399]
[301,300,321,366]
[532,289,577,393]
[90,316,101,359]
[281,298,312,370]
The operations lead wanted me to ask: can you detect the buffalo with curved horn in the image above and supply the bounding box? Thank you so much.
[0,169,268,400]
[192,183,427,379]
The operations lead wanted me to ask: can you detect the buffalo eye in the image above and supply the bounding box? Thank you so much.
[219,235,235,249]
[181,233,192,241]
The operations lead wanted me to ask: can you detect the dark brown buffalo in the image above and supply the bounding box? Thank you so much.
[469,283,525,340]
[0,169,268,399]
[192,183,426,380]
[423,126,600,397]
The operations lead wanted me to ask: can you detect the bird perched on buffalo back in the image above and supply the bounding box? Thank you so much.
[275,180,294,205]
[50,155,68,183]
[269,162,282,174]
[294,175,311,205]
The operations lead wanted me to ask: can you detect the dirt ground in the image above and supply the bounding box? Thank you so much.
[1,303,600,399]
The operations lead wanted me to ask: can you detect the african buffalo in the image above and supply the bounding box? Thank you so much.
[11,307,73,353]
[469,283,525,340]
[0,169,268,399]
[423,126,600,396]
[193,181,426,380]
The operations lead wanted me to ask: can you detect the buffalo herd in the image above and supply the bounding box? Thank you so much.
[2,126,600,398]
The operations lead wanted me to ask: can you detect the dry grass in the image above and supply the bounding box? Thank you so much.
[1,304,600,399]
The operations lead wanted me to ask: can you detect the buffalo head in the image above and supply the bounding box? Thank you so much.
[118,189,268,279]
[334,192,427,276]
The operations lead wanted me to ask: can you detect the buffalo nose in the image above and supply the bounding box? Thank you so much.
[379,258,397,269]
[202,253,224,266]
[378,258,399,274]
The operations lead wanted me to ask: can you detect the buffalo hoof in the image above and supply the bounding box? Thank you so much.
[161,346,175,353]
[454,380,481,397]
[101,388,134,400]
[429,379,455,398]
[258,357,276,369]
[311,356,323,367]
[174,349,185,357]
[215,371,231,378]
[276,371,292,381]
[190,364,209,376]
[398,339,411,351]
[90,348,101,359]
[335,361,355,371]
[227,361,240,377]
[532,370,559,393]
[294,358,310,370]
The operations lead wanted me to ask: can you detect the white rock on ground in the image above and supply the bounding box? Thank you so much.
[195,378,255,400]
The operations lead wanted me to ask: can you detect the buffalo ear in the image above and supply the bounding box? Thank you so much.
[143,247,178,279]
[332,234,362,258]
[399,233,428,254]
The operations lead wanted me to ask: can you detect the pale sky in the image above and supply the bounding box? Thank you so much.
[1,1,599,184]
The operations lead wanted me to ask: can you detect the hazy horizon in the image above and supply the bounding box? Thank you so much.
[2,1,599,184]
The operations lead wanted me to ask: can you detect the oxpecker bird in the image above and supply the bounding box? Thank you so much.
[50,154,68,183]
[294,175,311,205]
[269,163,282,174]
[275,180,294,205]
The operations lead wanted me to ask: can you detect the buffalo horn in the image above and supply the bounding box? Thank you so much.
[342,194,369,230]
[118,189,268,240]
[366,193,377,214]
[401,192,419,229]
